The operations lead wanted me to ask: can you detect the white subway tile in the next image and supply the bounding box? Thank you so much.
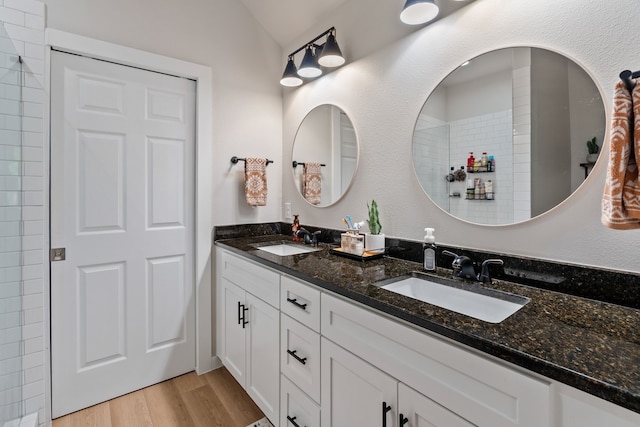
[22,146,42,162]
[21,350,43,370]
[23,365,43,384]
[0,282,20,298]
[0,221,21,236]
[23,394,45,415]
[21,117,42,133]
[24,42,43,61]
[24,13,44,30]
[22,131,42,147]
[0,191,22,206]
[22,176,43,192]
[21,87,44,103]
[23,336,43,354]
[22,101,43,118]
[21,264,42,281]
[0,129,20,146]
[21,322,42,340]
[4,0,44,17]
[21,235,42,251]
[23,161,44,177]
[0,252,20,268]
[0,236,21,252]
[22,278,42,295]
[22,205,43,221]
[22,58,44,79]
[22,221,44,236]
[0,312,20,329]
[23,306,43,324]
[0,296,21,314]
[3,23,43,46]
[3,114,20,130]
[22,292,42,310]
[23,190,43,205]
[22,250,42,267]
[0,6,25,26]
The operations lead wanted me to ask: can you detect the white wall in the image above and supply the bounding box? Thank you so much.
[44,0,284,226]
[282,0,640,274]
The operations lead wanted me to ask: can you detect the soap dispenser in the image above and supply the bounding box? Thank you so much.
[423,228,437,271]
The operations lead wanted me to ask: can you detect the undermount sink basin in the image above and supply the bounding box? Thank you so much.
[377,272,529,323]
[253,242,320,256]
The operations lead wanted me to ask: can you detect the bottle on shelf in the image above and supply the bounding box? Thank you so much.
[489,155,495,172]
[467,152,475,172]
[481,152,488,171]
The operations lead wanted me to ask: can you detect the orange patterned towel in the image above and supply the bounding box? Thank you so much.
[602,81,640,229]
[245,158,267,206]
[303,162,322,205]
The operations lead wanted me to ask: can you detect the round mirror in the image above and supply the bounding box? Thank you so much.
[292,105,358,207]
[412,47,606,225]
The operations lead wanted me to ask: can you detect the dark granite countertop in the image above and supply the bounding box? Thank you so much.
[215,234,640,414]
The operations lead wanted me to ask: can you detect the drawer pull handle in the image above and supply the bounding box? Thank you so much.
[241,305,249,328]
[400,413,409,426]
[287,297,308,310]
[287,349,307,365]
[287,415,305,427]
[382,401,392,427]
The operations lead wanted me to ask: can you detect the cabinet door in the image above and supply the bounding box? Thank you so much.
[398,383,475,427]
[321,338,397,427]
[221,278,246,385]
[246,292,280,424]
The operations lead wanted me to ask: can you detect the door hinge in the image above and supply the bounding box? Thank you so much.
[50,248,66,261]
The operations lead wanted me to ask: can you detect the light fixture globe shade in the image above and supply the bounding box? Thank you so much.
[400,0,439,25]
[280,57,303,87]
[318,34,345,67]
[297,46,322,78]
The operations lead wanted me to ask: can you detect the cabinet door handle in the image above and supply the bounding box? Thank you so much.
[241,305,249,328]
[286,297,308,310]
[286,415,305,427]
[237,301,242,325]
[399,413,409,426]
[382,401,392,427]
[287,349,307,365]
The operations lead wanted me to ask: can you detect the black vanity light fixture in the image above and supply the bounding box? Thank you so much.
[280,27,345,87]
[400,0,440,25]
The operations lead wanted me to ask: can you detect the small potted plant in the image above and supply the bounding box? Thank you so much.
[586,137,599,163]
[365,200,385,252]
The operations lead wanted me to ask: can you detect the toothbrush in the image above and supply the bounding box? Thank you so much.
[345,215,354,229]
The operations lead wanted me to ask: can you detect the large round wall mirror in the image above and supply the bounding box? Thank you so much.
[292,104,358,207]
[412,47,606,225]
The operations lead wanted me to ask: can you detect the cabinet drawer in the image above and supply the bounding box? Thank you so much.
[321,293,550,427]
[281,375,320,427]
[281,275,321,332]
[220,250,280,307]
[281,314,321,403]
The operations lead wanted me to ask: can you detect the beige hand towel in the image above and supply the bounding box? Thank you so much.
[245,158,267,206]
[303,162,322,205]
[602,81,640,229]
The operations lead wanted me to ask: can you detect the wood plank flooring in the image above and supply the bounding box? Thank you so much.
[52,367,265,427]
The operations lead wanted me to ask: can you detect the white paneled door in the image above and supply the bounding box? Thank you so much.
[50,51,196,418]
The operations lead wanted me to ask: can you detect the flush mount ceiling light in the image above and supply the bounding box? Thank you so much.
[280,26,345,87]
[400,0,440,25]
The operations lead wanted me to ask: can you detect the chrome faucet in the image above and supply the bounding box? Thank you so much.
[294,228,321,246]
[443,250,503,283]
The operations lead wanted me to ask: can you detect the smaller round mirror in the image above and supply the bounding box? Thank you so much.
[412,47,606,225]
[292,105,358,207]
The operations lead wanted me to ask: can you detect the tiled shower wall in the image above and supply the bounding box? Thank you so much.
[0,0,45,424]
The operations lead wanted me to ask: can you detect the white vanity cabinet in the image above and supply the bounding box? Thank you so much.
[215,247,640,427]
[321,292,551,427]
[217,249,280,424]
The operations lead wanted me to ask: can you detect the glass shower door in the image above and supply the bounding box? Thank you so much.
[0,23,24,425]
